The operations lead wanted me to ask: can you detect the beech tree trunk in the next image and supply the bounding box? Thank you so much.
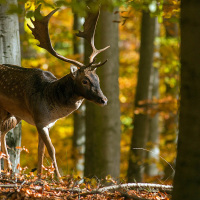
[172,1,200,200]
[162,4,179,181]
[145,19,160,177]
[0,0,21,172]
[127,11,156,182]
[72,13,85,174]
[84,7,121,178]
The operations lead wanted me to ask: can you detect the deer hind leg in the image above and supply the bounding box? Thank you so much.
[0,109,21,171]
[37,135,45,177]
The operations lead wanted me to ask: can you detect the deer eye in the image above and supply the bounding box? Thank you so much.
[82,79,89,85]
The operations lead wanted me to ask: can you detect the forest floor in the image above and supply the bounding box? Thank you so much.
[0,171,172,200]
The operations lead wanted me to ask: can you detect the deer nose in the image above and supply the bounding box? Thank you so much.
[100,97,108,106]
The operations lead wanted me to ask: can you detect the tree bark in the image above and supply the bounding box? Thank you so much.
[72,12,85,174]
[145,19,160,177]
[0,0,21,172]
[84,7,121,178]
[172,1,200,200]
[162,1,179,181]
[127,11,156,182]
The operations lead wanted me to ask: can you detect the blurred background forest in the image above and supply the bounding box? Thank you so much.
[3,0,180,184]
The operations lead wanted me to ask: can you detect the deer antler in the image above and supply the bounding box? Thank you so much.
[28,5,109,69]
[76,9,110,69]
[28,4,84,68]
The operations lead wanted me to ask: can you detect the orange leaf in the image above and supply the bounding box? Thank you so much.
[0,152,7,159]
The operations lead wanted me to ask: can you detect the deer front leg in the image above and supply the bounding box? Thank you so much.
[36,126,61,180]
[37,135,45,177]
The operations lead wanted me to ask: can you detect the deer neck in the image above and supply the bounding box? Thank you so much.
[45,74,84,112]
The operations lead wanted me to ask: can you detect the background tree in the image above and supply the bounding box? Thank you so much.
[127,10,156,182]
[0,0,21,172]
[161,0,179,180]
[72,12,85,174]
[172,1,200,199]
[84,5,121,178]
[145,18,160,177]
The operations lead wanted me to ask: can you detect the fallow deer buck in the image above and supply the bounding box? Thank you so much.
[0,5,109,180]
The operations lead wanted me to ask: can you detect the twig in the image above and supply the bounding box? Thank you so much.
[0,184,18,188]
[18,180,26,190]
[0,179,16,184]
[133,148,175,175]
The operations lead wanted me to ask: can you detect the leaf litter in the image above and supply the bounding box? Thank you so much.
[0,165,172,200]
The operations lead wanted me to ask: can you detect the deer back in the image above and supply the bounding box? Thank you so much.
[0,64,85,126]
[0,64,58,125]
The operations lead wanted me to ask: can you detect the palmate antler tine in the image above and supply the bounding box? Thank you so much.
[76,9,110,67]
[76,10,99,44]
[27,4,84,68]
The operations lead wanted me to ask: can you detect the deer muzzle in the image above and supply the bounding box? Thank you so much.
[98,96,108,106]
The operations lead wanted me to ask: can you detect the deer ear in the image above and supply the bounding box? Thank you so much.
[70,65,78,79]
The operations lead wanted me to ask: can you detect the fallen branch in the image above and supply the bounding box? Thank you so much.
[0,181,172,200]
[67,190,148,200]
[0,182,173,192]
[65,183,172,199]
[98,183,173,193]
[0,184,18,188]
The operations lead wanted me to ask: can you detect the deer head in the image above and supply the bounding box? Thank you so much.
[70,65,107,105]
[28,5,109,106]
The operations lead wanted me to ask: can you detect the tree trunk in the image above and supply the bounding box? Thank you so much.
[72,12,85,175]
[145,19,160,177]
[162,3,179,181]
[84,7,121,178]
[127,11,156,182]
[172,1,200,200]
[0,0,21,172]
